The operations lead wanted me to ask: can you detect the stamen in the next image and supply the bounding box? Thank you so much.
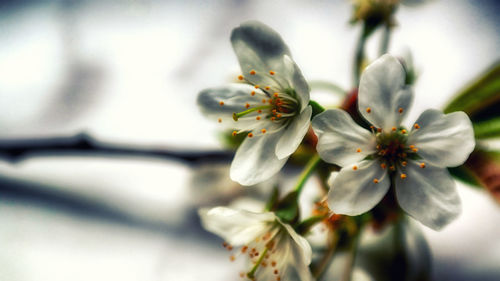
[258,109,262,113]
[245,103,250,109]
[271,117,276,121]
[218,118,222,123]
[239,272,245,278]
[401,173,407,179]
[389,165,395,171]
[352,165,358,171]
[262,98,267,103]
[392,127,397,132]
[274,269,279,275]
[238,75,244,81]
[373,178,379,184]
[381,163,387,169]
[255,85,260,89]
[251,91,256,96]
[265,86,271,91]
[377,128,382,133]
[248,133,254,138]
[269,70,275,75]
[250,70,256,75]
[401,161,407,167]
[230,255,236,261]
[356,148,362,153]
[271,261,277,267]
[366,107,371,113]
[412,147,418,152]
[273,92,279,98]
[414,123,420,129]
[232,131,237,137]
[399,107,404,114]
[233,105,272,120]
[420,162,426,168]
[261,129,267,134]
[219,101,224,106]
[276,114,282,118]
[222,242,228,248]
[401,129,407,134]
[256,116,261,120]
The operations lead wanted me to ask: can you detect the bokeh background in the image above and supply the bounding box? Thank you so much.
[0,0,499,280]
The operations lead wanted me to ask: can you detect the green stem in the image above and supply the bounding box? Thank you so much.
[379,23,391,56]
[313,231,340,280]
[353,24,369,87]
[247,247,269,279]
[341,226,361,281]
[294,154,322,195]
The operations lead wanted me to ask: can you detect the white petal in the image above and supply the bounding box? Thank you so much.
[198,207,275,245]
[358,54,413,130]
[197,84,266,129]
[231,21,292,89]
[283,55,310,111]
[312,109,376,167]
[328,160,390,216]
[275,106,312,159]
[408,109,475,167]
[395,160,461,230]
[230,131,288,186]
[280,223,312,266]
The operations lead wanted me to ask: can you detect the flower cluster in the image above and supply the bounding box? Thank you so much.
[197,20,475,280]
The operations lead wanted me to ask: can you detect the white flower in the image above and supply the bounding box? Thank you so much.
[198,21,312,186]
[199,206,313,281]
[312,54,475,230]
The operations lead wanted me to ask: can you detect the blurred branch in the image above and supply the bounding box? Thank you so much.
[0,133,234,165]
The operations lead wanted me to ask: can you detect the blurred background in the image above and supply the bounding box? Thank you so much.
[0,0,499,280]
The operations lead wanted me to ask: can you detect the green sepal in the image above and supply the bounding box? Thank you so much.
[309,100,325,118]
[274,191,300,224]
[264,185,280,212]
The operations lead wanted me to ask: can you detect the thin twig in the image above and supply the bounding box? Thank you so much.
[0,133,234,165]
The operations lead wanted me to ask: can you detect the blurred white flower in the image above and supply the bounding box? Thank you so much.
[198,21,311,186]
[312,54,475,230]
[199,206,313,281]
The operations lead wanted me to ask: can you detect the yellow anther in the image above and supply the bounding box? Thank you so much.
[401,161,407,166]
[273,92,279,98]
[274,269,279,275]
[381,163,387,169]
[256,116,261,120]
[218,118,222,123]
[269,70,275,75]
[356,148,362,153]
[352,165,358,171]
[251,91,256,96]
[232,131,237,136]
[245,103,250,109]
[265,86,271,90]
[258,109,262,113]
[420,162,426,168]
[255,85,260,89]
[414,123,420,129]
[249,69,256,75]
[366,107,371,113]
[377,128,382,133]
[401,173,407,179]
[409,145,415,149]
[271,261,277,267]
[261,128,266,134]
[248,133,253,138]
[238,75,244,81]
[271,117,276,121]
[412,147,418,152]
[373,178,379,184]
[390,165,395,171]
[230,255,235,261]
[268,99,273,103]
[262,99,267,103]
[239,272,245,278]
[392,127,397,132]
[272,109,277,115]
[399,107,404,114]
[277,113,282,118]
[401,129,407,134]
[219,101,224,106]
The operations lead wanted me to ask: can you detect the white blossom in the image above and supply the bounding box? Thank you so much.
[312,54,475,230]
[198,21,311,186]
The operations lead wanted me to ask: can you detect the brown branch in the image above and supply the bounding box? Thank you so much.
[0,133,234,165]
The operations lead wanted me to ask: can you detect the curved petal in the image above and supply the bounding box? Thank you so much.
[280,223,312,266]
[395,160,461,230]
[358,54,413,130]
[328,160,390,216]
[312,109,376,167]
[231,21,293,90]
[230,131,288,186]
[408,109,475,167]
[275,106,312,159]
[198,207,275,245]
[197,84,266,130]
[283,55,310,111]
